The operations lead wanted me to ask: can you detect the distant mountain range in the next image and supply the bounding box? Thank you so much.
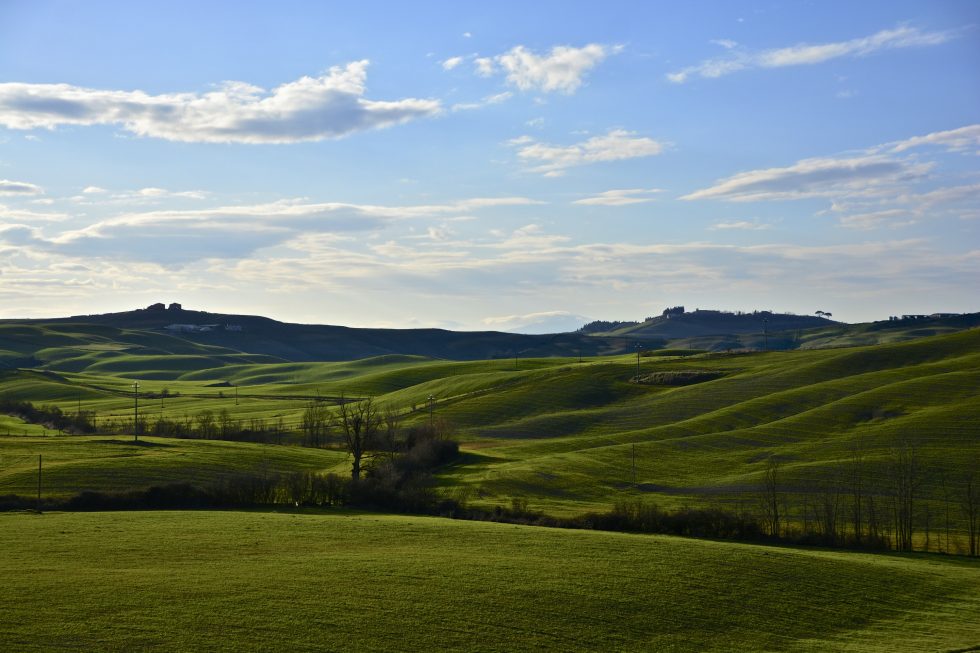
[1,305,977,365]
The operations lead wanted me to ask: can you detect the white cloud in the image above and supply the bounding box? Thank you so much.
[495,43,614,93]
[0,179,43,195]
[684,124,980,229]
[887,123,980,154]
[481,310,589,334]
[668,25,957,83]
[837,209,915,229]
[681,154,931,202]
[573,188,664,206]
[70,186,210,205]
[0,61,441,143]
[710,220,771,230]
[0,196,543,264]
[513,130,665,176]
[474,57,496,77]
[0,203,68,222]
[451,91,512,112]
[469,43,619,93]
[441,56,464,71]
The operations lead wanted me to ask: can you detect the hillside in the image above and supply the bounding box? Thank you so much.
[2,326,978,527]
[600,310,836,340]
[2,511,978,652]
[0,306,631,365]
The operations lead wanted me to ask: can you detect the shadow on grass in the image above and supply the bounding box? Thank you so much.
[92,439,175,448]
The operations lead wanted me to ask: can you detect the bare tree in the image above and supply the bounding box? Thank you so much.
[962,461,980,557]
[815,471,842,546]
[848,439,867,546]
[760,456,781,537]
[301,399,330,448]
[889,439,921,552]
[337,396,381,481]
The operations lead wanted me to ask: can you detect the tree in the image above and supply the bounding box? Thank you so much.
[888,439,921,552]
[962,461,980,557]
[337,396,381,481]
[300,399,330,448]
[760,456,781,537]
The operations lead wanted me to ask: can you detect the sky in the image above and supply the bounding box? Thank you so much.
[0,0,978,332]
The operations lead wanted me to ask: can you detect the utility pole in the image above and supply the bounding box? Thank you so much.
[427,395,435,427]
[635,343,642,379]
[133,381,139,442]
[37,454,42,512]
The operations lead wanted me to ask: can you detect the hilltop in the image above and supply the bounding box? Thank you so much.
[0,304,631,366]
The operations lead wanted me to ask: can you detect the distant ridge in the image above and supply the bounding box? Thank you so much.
[2,305,977,362]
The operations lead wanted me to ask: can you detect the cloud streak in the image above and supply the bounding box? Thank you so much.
[668,25,957,83]
[573,188,663,206]
[0,61,441,143]
[681,155,931,202]
[0,196,543,264]
[513,130,665,177]
[0,179,43,195]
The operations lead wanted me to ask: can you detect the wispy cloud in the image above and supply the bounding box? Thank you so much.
[886,123,980,154]
[710,220,771,230]
[0,179,43,195]
[681,155,931,202]
[0,61,441,143]
[441,56,464,71]
[70,186,210,205]
[512,130,665,177]
[481,310,589,334]
[466,43,620,93]
[0,196,543,264]
[573,188,664,206]
[684,124,980,229]
[451,91,513,112]
[668,25,958,83]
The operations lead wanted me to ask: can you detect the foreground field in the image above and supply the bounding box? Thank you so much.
[1,510,978,652]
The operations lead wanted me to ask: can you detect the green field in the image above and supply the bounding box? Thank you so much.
[2,510,978,652]
[2,327,979,522]
[2,318,979,651]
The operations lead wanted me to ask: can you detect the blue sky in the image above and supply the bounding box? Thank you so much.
[0,0,977,331]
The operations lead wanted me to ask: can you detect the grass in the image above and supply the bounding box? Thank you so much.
[1,327,978,518]
[0,436,348,497]
[1,510,978,652]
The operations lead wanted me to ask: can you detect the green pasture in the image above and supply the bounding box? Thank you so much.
[1,327,978,519]
[0,436,348,497]
[1,510,978,652]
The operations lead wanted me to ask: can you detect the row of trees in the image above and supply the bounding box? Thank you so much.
[757,441,980,556]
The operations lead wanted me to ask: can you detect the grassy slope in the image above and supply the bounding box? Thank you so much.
[1,329,977,516]
[0,436,348,497]
[1,510,978,652]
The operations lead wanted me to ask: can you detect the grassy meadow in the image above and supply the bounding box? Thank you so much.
[2,510,978,652]
[2,326,979,520]
[1,319,979,651]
